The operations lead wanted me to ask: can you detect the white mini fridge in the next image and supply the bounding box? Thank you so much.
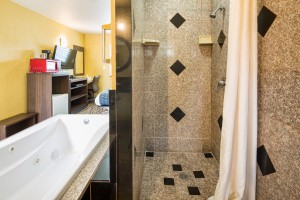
[52,94,68,116]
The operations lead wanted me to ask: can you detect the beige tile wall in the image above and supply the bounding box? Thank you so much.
[211,0,300,198]
[210,0,229,162]
[144,0,212,153]
[132,0,146,199]
[256,0,300,199]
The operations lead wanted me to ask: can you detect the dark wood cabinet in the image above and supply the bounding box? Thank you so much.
[27,73,53,122]
[0,113,37,140]
[70,78,88,113]
[27,73,88,122]
[27,73,69,122]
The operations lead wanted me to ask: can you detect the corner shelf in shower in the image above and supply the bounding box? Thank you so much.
[142,38,160,46]
[199,35,213,45]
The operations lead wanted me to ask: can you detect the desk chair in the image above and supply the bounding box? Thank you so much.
[88,75,100,101]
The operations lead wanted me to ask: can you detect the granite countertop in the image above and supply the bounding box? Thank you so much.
[60,134,109,200]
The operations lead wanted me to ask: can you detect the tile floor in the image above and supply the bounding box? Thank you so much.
[140,152,219,200]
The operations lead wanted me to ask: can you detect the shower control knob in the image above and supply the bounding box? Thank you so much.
[218,78,226,86]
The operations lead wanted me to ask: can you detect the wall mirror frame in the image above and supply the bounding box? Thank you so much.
[102,24,112,64]
[116,36,131,72]
[73,45,85,76]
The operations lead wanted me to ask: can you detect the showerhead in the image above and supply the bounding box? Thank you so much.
[210,5,224,18]
[210,13,217,18]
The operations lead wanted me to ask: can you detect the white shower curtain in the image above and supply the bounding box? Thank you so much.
[209,0,257,199]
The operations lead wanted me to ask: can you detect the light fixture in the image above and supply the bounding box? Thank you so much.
[117,23,125,31]
[58,35,68,47]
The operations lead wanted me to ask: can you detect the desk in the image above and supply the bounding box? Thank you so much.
[27,74,89,122]
[70,78,88,113]
[87,80,94,102]
[27,73,69,122]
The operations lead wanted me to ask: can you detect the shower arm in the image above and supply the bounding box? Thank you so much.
[217,5,225,12]
[210,5,225,18]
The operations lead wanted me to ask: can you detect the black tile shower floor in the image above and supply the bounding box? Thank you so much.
[172,164,183,171]
[193,171,205,179]
[140,152,219,200]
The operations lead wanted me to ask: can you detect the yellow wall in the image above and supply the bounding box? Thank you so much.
[0,0,84,120]
[85,34,112,93]
[111,0,116,89]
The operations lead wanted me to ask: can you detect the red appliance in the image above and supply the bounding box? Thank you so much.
[30,59,61,73]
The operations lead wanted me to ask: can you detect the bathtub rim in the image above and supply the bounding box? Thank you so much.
[0,114,110,200]
[60,132,110,200]
[55,128,109,200]
[0,116,59,148]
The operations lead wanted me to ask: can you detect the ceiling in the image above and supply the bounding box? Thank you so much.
[11,0,111,34]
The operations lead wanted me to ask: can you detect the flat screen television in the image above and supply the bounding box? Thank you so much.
[52,45,77,69]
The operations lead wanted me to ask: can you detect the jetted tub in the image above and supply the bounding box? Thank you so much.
[0,114,109,200]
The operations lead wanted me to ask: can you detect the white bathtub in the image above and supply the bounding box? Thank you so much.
[0,114,109,200]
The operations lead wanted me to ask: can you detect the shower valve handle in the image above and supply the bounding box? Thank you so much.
[218,78,226,86]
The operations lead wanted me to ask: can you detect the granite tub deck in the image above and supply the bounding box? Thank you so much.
[140,152,219,200]
[61,134,109,200]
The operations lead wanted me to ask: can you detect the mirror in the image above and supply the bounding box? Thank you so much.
[102,24,112,64]
[116,36,131,72]
[73,45,85,76]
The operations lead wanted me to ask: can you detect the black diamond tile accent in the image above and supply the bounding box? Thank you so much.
[164,177,175,186]
[146,151,154,157]
[257,145,276,176]
[258,6,277,37]
[193,171,205,178]
[218,115,223,130]
[218,30,226,49]
[172,164,182,171]
[170,13,186,28]
[170,60,186,76]
[204,153,214,158]
[187,186,200,195]
[170,107,186,122]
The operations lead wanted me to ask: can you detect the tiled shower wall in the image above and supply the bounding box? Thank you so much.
[210,0,300,198]
[210,0,229,162]
[144,0,212,153]
[256,0,300,199]
[132,0,146,199]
